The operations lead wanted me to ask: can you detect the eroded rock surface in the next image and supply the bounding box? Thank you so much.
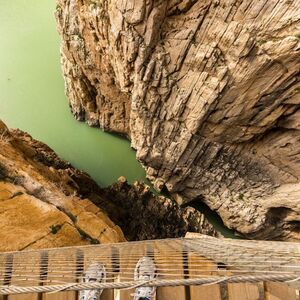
[56,0,300,240]
[0,120,125,251]
[97,177,219,240]
[0,120,217,250]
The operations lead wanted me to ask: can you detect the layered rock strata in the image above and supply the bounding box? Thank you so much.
[0,120,218,250]
[56,0,300,240]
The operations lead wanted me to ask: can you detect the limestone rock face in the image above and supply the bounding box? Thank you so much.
[98,178,219,240]
[55,0,300,240]
[0,120,218,249]
[0,120,125,251]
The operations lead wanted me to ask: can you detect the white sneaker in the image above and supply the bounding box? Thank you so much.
[79,262,106,300]
[132,257,157,300]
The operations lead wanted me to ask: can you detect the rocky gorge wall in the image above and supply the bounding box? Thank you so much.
[0,120,217,250]
[55,0,300,241]
[0,120,125,251]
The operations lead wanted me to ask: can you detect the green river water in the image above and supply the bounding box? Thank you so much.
[0,0,235,238]
[0,0,146,187]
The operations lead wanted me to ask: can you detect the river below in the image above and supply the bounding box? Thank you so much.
[0,0,235,238]
[0,0,147,187]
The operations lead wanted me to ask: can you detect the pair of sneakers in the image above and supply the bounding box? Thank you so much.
[79,256,156,300]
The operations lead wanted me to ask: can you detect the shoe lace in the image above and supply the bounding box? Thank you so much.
[79,289,101,300]
[131,285,155,299]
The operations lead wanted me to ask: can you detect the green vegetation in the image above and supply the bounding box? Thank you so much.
[50,224,62,234]
[77,228,100,244]
[191,35,197,45]
[257,39,267,45]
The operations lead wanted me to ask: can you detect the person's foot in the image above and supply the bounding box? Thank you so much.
[132,256,157,300]
[79,262,106,300]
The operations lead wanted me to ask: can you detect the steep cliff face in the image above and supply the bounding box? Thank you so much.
[55,0,300,240]
[0,120,218,250]
[98,178,219,240]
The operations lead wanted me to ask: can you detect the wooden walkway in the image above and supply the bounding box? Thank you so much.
[0,234,298,300]
[0,282,298,300]
[0,282,297,300]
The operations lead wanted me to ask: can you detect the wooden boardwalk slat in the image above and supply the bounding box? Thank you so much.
[228,283,262,300]
[0,255,6,286]
[43,249,76,300]
[154,240,185,300]
[116,242,150,300]
[8,293,38,300]
[80,245,114,300]
[0,254,8,300]
[44,292,75,300]
[265,282,298,300]
[100,286,114,300]
[8,252,39,300]
[99,246,114,300]
[0,236,299,300]
[188,252,222,300]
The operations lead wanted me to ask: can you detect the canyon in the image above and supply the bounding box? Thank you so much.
[55,0,300,241]
[0,120,217,251]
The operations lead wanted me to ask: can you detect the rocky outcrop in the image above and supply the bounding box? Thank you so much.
[97,178,219,240]
[0,120,218,250]
[0,120,125,251]
[55,0,300,241]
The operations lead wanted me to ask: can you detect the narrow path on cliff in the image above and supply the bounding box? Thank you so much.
[0,0,236,238]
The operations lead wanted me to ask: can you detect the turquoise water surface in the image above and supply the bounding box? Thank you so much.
[0,0,147,187]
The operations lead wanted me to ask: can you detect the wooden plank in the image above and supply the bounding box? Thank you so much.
[78,245,113,300]
[154,240,185,300]
[228,283,262,300]
[188,253,222,300]
[0,253,8,300]
[0,253,7,300]
[265,282,297,300]
[185,232,223,299]
[100,287,114,300]
[0,254,6,284]
[43,249,76,300]
[44,292,75,300]
[8,292,38,300]
[94,246,115,300]
[8,252,39,300]
[99,246,114,300]
[116,242,151,300]
[3,254,13,287]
